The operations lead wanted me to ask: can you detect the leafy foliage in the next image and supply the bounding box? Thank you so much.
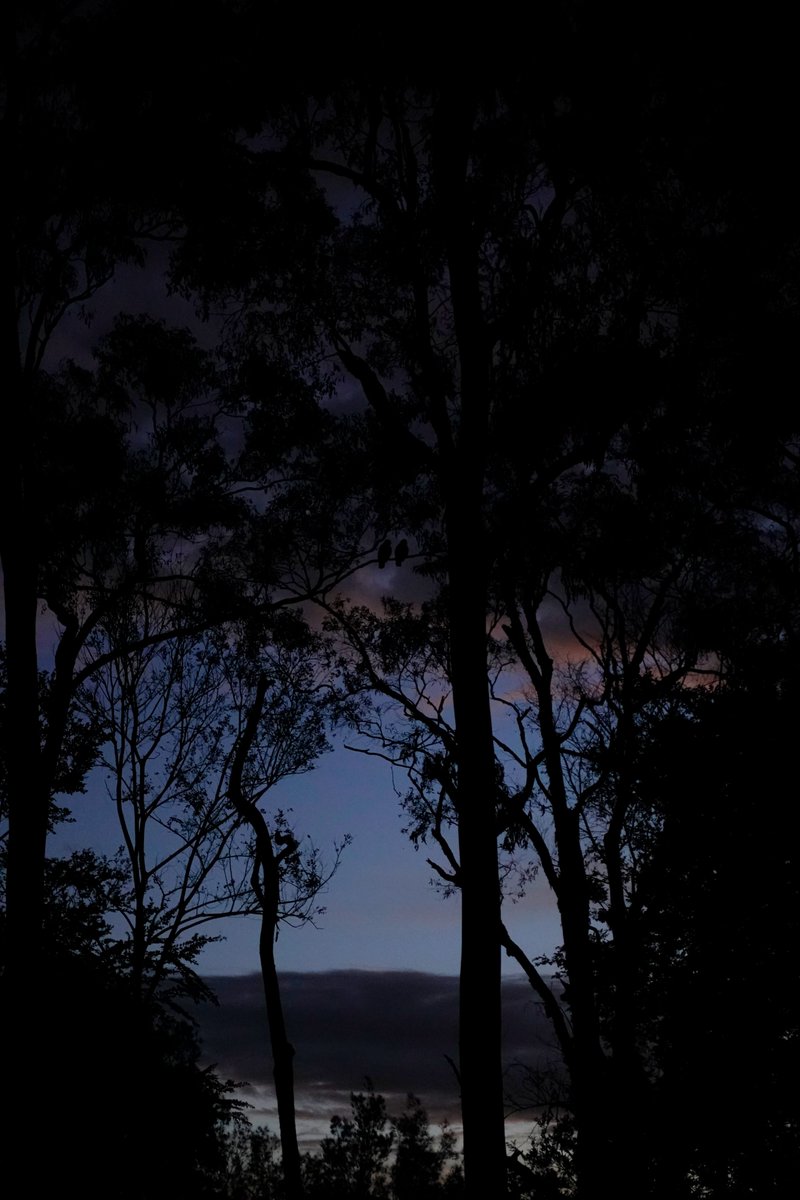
[302,1086,461,1200]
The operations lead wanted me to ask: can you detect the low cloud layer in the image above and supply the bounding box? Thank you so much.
[199,969,561,1141]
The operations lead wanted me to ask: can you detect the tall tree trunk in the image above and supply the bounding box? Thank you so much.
[430,88,508,1196]
[1,281,48,1186]
[1,208,44,984]
[448,540,507,1198]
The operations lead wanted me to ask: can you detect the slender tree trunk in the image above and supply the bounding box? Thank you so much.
[228,676,304,1200]
[259,900,304,1200]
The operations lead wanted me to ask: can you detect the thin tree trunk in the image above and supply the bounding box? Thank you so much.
[228,675,304,1200]
[259,898,303,1200]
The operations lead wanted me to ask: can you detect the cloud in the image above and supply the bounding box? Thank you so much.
[198,969,562,1139]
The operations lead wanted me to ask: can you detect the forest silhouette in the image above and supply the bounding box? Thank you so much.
[2,4,799,1197]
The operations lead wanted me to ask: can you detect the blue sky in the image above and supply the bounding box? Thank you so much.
[51,717,561,980]
[27,258,565,1148]
[32,496,563,984]
[48,701,563,1146]
[28,238,573,982]
[198,742,561,978]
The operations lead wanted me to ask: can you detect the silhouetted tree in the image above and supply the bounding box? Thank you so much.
[176,22,773,1187]
[304,1083,394,1200]
[78,610,253,1000]
[3,0,305,1021]
[391,1094,461,1200]
[619,642,800,1195]
[0,820,242,1200]
[220,1123,286,1200]
[225,640,347,1200]
[7,8,799,1198]
[301,1087,460,1200]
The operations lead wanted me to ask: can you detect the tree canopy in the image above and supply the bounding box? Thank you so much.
[3,5,799,1197]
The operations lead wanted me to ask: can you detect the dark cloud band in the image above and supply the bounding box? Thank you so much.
[199,969,560,1130]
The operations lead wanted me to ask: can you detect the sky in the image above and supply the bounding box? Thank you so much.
[7,29,794,1184]
[47,639,565,1148]
[50,706,562,979]
[39,539,565,1148]
[32,269,567,986]
[26,232,569,1153]
[197,969,562,1149]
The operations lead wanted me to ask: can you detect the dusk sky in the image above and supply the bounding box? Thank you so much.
[14,234,572,1148]
[44,563,564,1142]
[50,705,561,978]
[44,664,565,1151]
[198,969,559,1148]
[5,15,797,1197]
